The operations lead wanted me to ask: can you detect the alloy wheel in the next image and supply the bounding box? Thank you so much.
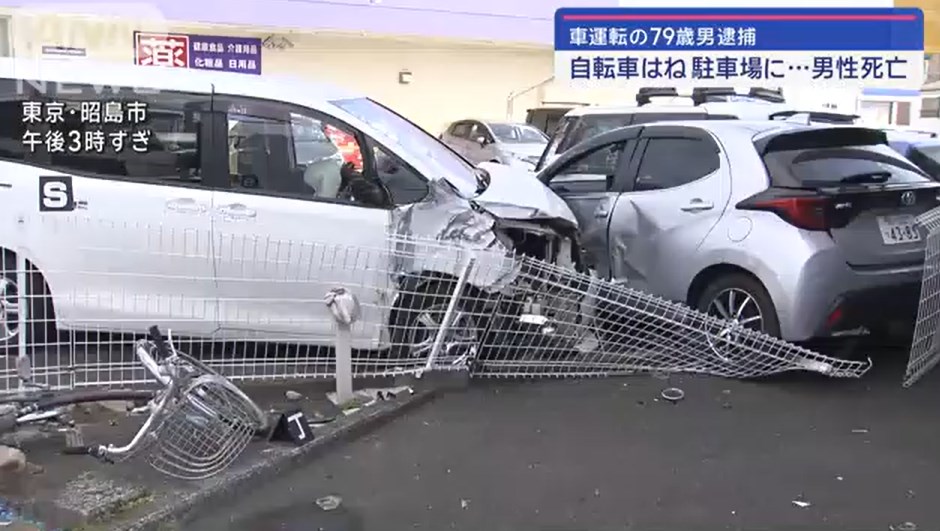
[406,303,479,366]
[704,287,764,363]
[0,277,20,344]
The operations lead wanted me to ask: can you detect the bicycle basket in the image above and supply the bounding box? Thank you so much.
[146,374,262,480]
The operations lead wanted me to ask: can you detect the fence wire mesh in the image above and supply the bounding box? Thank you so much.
[464,257,871,379]
[905,206,940,387]
[0,216,869,394]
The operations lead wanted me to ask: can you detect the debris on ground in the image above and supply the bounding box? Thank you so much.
[0,446,26,473]
[791,499,812,508]
[890,522,917,531]
[460,499,470,509]
[851,428,869,434]
[661,387,684,403]
[285,390,304,401]
[315,495,342,511]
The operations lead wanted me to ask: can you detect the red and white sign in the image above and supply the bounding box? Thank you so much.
[134,32,190,68]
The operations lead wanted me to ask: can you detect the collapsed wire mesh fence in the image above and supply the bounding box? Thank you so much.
[457,256,871,379]
[905,206,940,387]
[0,216,870,394]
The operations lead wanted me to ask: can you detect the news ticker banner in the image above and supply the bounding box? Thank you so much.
[554,8,925,89]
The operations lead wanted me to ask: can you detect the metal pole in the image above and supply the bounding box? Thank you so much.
[324,287,360,405]
[15,251,29,390]
[334,320,353,404]
[424,256,476,372]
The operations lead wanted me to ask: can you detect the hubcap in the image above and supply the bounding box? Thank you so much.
[704,288,764,362]
[0,277,20,344]
[406,304,479,365]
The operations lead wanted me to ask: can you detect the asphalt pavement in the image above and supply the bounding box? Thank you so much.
[186,343,940,531]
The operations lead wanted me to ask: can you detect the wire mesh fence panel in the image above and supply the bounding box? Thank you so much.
[5,217,516,390]
[905,206,940,387]
[466,257,872,379]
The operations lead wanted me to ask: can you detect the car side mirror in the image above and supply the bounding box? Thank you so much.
[475,136,488,146]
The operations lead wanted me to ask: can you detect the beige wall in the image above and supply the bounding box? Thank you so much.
[2,12,627,132]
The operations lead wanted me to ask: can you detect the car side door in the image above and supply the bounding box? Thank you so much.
[543,138,638,276]
[209,95,394,347]
[607,125,731,299]
[28,81,220,338]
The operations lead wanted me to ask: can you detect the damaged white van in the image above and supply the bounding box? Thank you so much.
[0,59,579,358]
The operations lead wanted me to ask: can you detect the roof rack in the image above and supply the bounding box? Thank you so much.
[690,87,737,106]
[636,87,679,106]
[748,88,785,103]
[768,110,859,124]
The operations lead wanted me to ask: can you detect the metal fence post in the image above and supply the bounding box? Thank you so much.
[424,255,476,373]
[15,250,31,389]
[325,287,361,404]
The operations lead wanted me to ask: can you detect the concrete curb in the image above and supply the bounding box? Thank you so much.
[110,388,438,531]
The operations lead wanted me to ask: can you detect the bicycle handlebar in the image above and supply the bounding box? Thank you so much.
[136,326,172,386]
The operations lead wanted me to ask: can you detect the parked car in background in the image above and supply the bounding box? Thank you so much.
[525,103,588,135]
[528,119,938,343]
[441,119,548,170]
[535,87,858,172]
[887,129,940,180]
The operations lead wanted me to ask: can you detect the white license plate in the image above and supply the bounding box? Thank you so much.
[876,215,922,245]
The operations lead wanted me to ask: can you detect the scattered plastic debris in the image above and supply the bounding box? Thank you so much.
[792,500,811,508]
[836,476,844,481]
[285,390,303,401]
[661,387,684,402]
[460,499,470,509]
[891,522,917,531]
[851,428,869,434]
[315,495,343,511]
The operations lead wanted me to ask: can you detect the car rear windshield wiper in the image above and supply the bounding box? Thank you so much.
[803,171,892,188]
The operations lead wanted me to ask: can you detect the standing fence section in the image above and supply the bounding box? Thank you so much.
[906,206,940,387]
[0,216,871,395]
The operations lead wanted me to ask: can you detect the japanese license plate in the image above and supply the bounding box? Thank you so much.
[876,214,922,245]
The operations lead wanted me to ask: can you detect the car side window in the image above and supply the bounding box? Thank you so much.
[556,141,627,178]
[226,107,394,208]
[0,78,36,162]
[367,139,429,205]
[29,83,206,184]
[634,136,720,191]
[450,121,471,138]
[468,122,493,144]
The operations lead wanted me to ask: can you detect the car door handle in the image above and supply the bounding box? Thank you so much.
[680,199,714,212]
[217,203,257,219]
[165,198,207,214]
[593,197,613,218]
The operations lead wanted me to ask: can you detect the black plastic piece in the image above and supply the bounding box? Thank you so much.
[148,325,170,358]
[691,87,737,105]
[636,87,679,106]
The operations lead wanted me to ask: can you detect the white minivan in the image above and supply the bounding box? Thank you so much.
[0,59,580,357]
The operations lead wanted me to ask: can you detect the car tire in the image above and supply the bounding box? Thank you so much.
[695,273,781,338]
[0,251,56,356]
[387,280,489,364]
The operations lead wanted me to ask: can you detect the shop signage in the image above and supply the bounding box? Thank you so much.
[133,31,263,75]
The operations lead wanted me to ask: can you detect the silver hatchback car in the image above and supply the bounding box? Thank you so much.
[521,120,938,342]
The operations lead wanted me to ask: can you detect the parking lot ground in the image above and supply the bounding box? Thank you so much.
[187,345,940,531]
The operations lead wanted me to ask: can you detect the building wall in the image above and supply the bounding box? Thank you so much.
[3,12,628,132]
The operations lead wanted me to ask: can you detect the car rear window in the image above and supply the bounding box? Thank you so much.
[559,114,635,152]
[762,144,931,188]
[630,112,707,125]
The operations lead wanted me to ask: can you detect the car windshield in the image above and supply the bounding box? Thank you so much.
[489,123,547,144]
[331,97,479,195]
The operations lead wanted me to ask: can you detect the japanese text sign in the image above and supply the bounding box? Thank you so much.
[555,8,925,89]
[134,31,262,75]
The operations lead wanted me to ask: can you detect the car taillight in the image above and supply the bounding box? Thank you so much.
[737,194,830,231]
